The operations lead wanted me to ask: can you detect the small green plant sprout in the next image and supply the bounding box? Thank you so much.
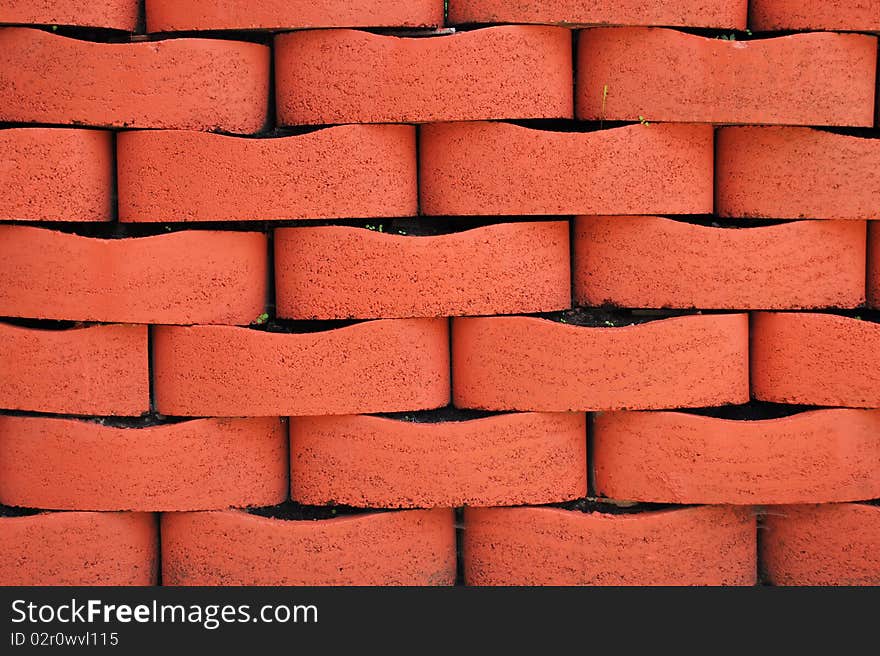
[855,315,862,321]
[717,33,737,40]
[600,84,609,126]
[365,223,384,232]
[603,320,615,327]
[252,312,269,326]
[51,25,58,32]
[638,115,650,126]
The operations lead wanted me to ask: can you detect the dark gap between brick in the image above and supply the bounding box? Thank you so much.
[681,401,821,421]
[248,502,390,522]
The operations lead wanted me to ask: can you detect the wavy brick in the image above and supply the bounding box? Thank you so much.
[574,217,866,310]
[162,509,456,585]
[275,27,572,125]
[153,320,450,416]
[593,410,880,504]
[761,504,880,586]
[0,28,269,132]
[118,126,416,222]
[750,1,880,32]
[0,226,267,324]
[752,313,880,408]
[275,222,570,320]
[0,323,148,415]
[717,127,880,221]
[146,0,442,31]
[0,511,157,585]
[0,128,113,222]
[447,0,746,28]
[577,28,877,126]
[464,506,756,585]
[0,416,287,511]
[0,0,138,30]
[290,412,586,508]
[420,122,713,216]
[453,314,749,411]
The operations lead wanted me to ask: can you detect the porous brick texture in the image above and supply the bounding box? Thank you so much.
[1,4,877,588]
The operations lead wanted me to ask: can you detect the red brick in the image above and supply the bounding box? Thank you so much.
[750,0,880,32]
[870,223,880,308]
[275,27,572,125]
[0,323,148,416]
[118,126,416,222]
[0,512,157,585]
[761,504,880,586]
[147,0,442,31]
[717,127,880,221]
[752,313,880,408]
[0,128,113,222]
[275,222,570,320]
[464,506,756,585]
[0,226,267,324]
[153,320,450,417]
[0,0,138,30]
[162,509,456,585]
[577,28,877,126]
[453,314,749,411]
[0,416,287,511]
[574,216,866,310]
[0,28,269,132]
[448,0,746,28]
[594,410,880,504]
[420,121,713,216]
[290,412,586,508]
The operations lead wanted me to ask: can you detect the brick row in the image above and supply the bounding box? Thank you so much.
[593,409,880,504]
[4,126,876,222]
[0,416,287,511]
[749,1,880,32]
[0,0,139,31]
[6,313,880,417]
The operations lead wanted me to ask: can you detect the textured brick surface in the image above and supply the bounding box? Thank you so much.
[0,226,267,324]
[118,126,417,222]
[593,410,880,504]
[465,506,757,586]
[162,509,456,585]
[574,217,866,310]
[290,412,587,507]
[453,314,749,411]
[752,313,880,408]
[577,28,878,126]
[448,0,747,28]
[275,222,571,319]
[276,27,573,125]
[0,416,287,511]
[421,122,713,216]
[750,0,880,32]
[0,0,138,30]
[870,224,880,308]
[0,28,270,132]
[146,0,443,31]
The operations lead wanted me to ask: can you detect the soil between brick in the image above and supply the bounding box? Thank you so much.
[551,498,682,515]
[248,502,388,522]
[376,407,500,423]
[683,401,818,421]
[0,410,190,428]
[0,504,45,518]
[538,307,699,327]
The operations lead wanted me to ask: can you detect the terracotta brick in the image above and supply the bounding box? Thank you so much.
[870,223,880,308]
[0,226,267,324]
[0,0,138,30]
[162,509,456,585]
[276,27,572,124]
[275,222,570,319]
[574,216,866,309]
[0,512,157,585]
[717,127,880,220]
[577,28,877,126]
[0,128,113,222]
[0,323,148,416]
[453,314,749,411]
[0,416,287,511]
[118,126,416,222]
[762,504,880,586]
[0,27,269,132]
[750,0,880,32]
[146,0,442,31]
[290,412,586,507]
[752,313,880,408]
[594,410,880,504]
[464,506,757,585]
[153,320,450,416]
[420,121,713,216]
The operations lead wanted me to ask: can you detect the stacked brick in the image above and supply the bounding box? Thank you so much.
[0,0,878,587]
